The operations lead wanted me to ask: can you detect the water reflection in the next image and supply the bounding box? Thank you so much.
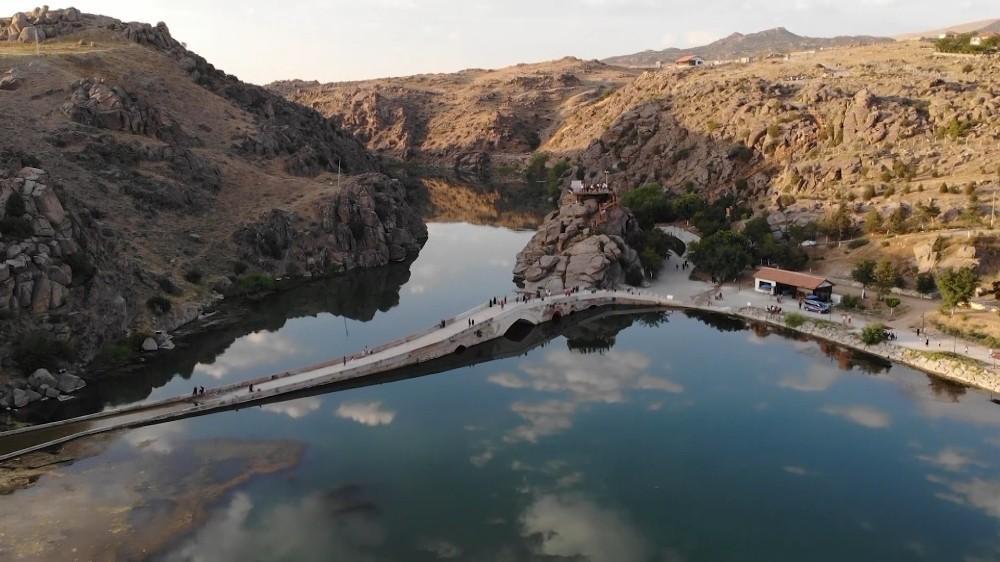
[520,494,649,562]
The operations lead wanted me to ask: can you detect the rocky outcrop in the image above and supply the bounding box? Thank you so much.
[1,7,81,43]
[513,197,643,293]
[236,173,427,275]
[62,78,192,145]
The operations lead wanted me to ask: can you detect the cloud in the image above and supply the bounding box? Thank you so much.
[262,397,322,419]
[520,494,649,562]
[778,365,840,392]
[917,448,984,472]
[822,404,891,428]
[489,349,681,404]
[122,421,186,454]
[505,400,577,444]
[159,490,384,562]
[417,539,462,559]
[193,331,298,379]
[783,465,810,476]
[336,401,397,426]
[929,476,1000,519]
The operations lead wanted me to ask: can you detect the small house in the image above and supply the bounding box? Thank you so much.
[675,55,705,67]
[753,267,834,301]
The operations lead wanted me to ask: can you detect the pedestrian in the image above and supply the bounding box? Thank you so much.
[925,338,930,346]
[798,300,802,310]
[192,387,197,397]
[249,384,254,393]
[916,327,921,336]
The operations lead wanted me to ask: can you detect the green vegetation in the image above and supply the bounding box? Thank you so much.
[860,323,889,346]
[0,217,33,238]
[873,260,900,300]
[863,209,882,233]
[146,295,172,316]
[4,191,26,217]
[742,216,809,271]
[938,118,975,140]
[839,294,863,310]
[234,273,278,295]
[851,259,876,293]
[916,272,936,295]
[784,312,807,329]
[862,185,876,201]
[935,266,979,314]
[14,331,76,373]
[819,205,854,242]
[688,230,752,282]
[525,152,570,201]
[631,228,686,279]
[935,33,1000,54]
[184,269,204,284]
[885,296,901,317]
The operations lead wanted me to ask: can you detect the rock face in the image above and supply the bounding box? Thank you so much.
[513,197,643,293]
[236,173,427,275]
[1,7,81,43]
[62,78,191,144]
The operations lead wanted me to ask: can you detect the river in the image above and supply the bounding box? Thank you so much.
[2,222,1000,562]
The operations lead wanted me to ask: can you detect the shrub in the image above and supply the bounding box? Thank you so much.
[962,63,974,73]
[964,183,976,196]
[862,185,876,201]
[14,331,75,372]
[235,273,277,295]
[939,183,949,194]
[4,191,26,217]
[146,295,172,316]
[157,277,183,296]
[884,186,896,197]
[861,323,888,346]
[0,217,33,238]
[767,124,781,138]
[184,269,204,284]
[784,312,807,328]
[916,273,936,294]
[64,252,97,284]
[839,294,863,310]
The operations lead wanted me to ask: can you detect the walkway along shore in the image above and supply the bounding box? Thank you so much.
[1,284,998,462]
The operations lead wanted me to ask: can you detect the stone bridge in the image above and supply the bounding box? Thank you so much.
[0,289,677,462]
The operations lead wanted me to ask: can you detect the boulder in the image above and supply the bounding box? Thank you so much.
[44,385,61,399]
[31,276,52,313]
[12,388,29,408]
[141,337,158,352]
[28,368,57,390]
[17,25,44,43]
[0,76,18,91]
[31,184,66,225]
[56,372,86,393]
[9,12,28,34]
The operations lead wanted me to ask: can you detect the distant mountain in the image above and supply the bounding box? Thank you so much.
[895,18,1000,40]
[603,27,892,67]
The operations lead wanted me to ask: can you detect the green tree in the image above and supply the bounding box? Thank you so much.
[887,206,908,235]
[916,273,936,295]
[688,230,752,282]
[873,260,899,300]
[851,259,876,297]
[936,267,979,315]
[622,184,673,228]
[863,209,883,234]
[884,296,901,318]
[860,323,888,347]
[820,205,853,242]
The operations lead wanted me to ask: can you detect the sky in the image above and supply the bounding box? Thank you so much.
[23,1,1000,84]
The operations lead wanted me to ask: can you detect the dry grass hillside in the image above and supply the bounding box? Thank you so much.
[270,58,640,173]
[0,9,425,385]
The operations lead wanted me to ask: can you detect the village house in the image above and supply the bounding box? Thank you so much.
[675,55,705,67]
[971,32,999,46]
[753,267,834,302]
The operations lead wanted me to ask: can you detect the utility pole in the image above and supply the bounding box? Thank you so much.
[990,188,996,229]
[337,159,342,190]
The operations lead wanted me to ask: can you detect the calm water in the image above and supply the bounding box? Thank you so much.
[6,223,1000,561]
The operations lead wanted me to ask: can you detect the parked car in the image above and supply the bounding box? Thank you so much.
[803,298,831,314]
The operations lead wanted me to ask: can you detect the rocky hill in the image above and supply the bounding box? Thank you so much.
[602,27,892,67]
[268,58,640,176]
[546,41,1000,228]
[0,7,426,397]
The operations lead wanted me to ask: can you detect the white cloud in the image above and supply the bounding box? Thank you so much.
[822,404,891,428]
[193,331,298,379]
[520,494,649,562]
[159,490,384,562]
[505,400,577,444]
[336,401,397,426]
[917,448,984,472]
[929,476,1000,519]
[783,465,810,476]
[122,421,186,454]
[262,397,322,419]
[778,365,839,392]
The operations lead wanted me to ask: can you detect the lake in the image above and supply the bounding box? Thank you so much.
[2,222,1000,562]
